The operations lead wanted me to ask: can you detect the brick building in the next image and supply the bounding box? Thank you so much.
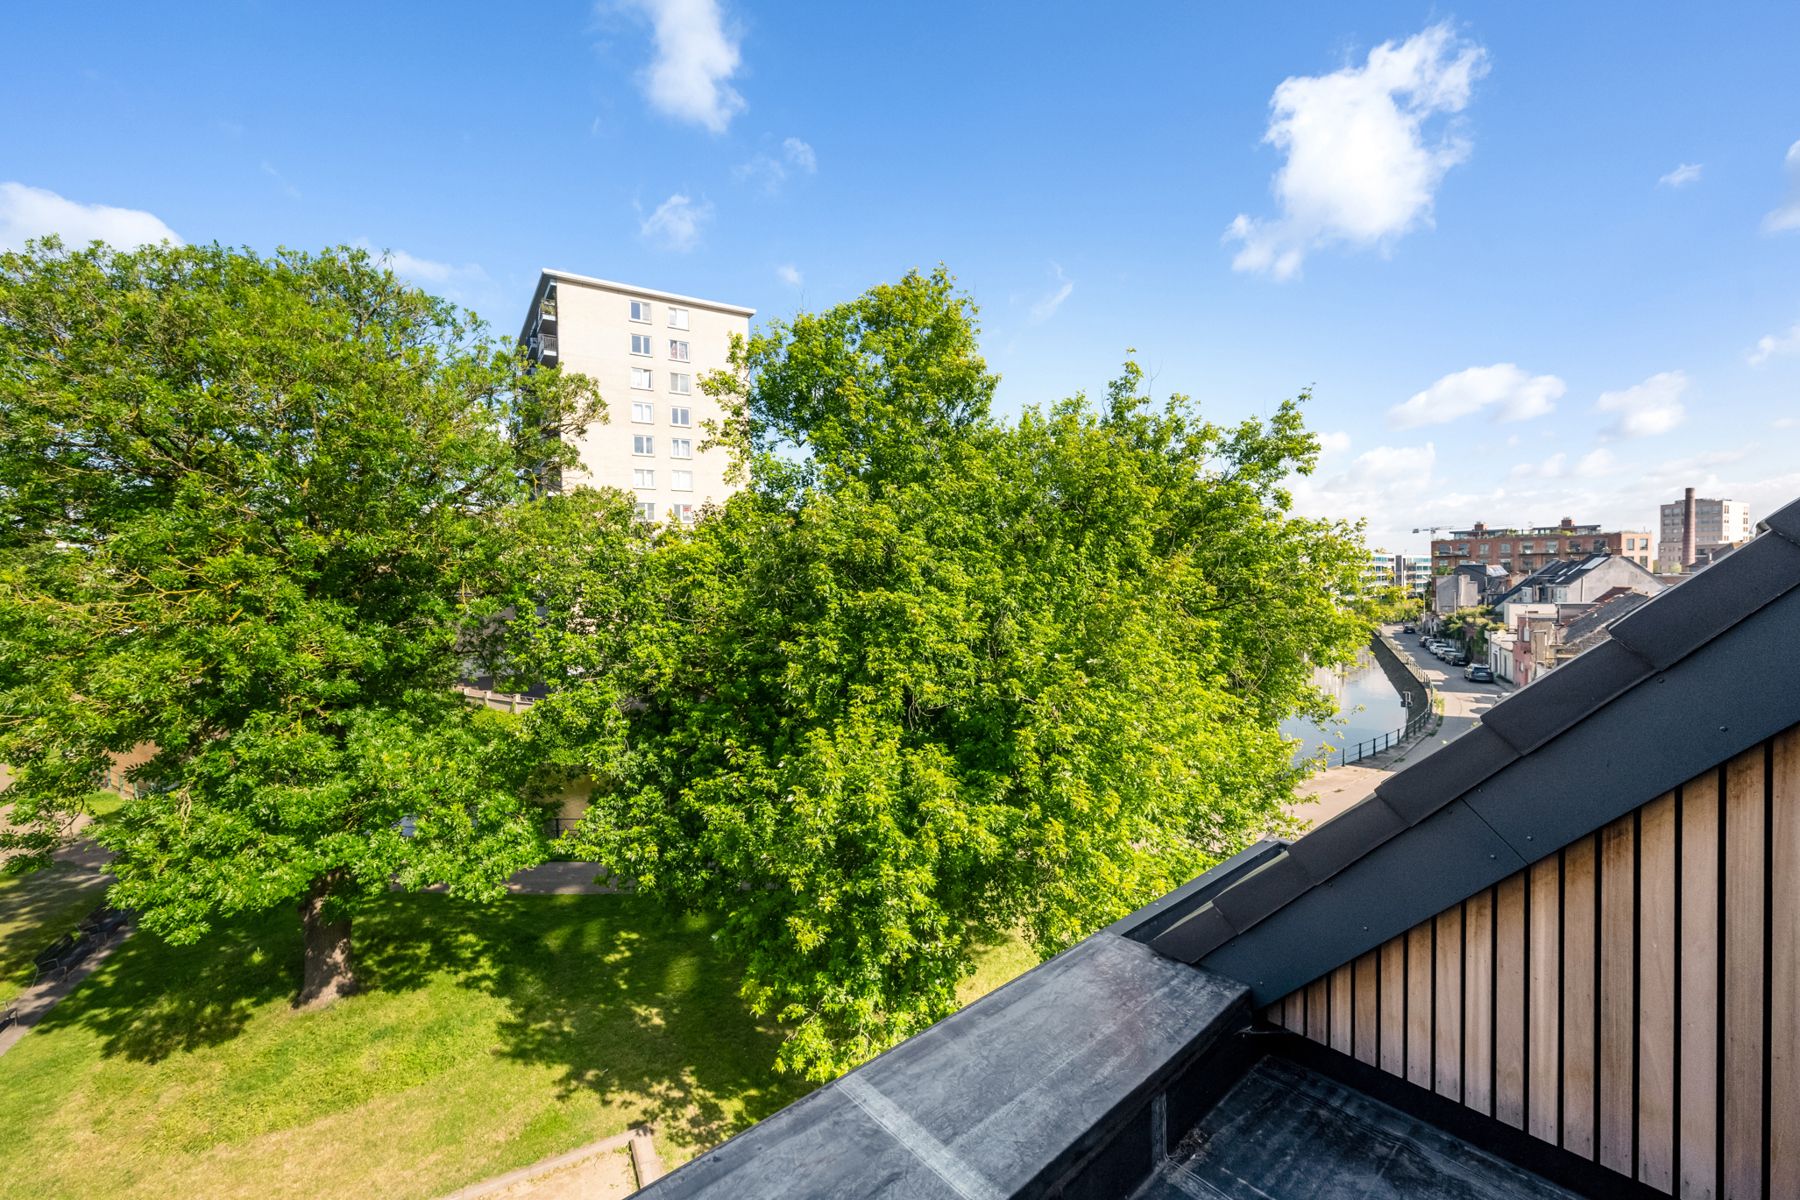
[1430,517,1653,575]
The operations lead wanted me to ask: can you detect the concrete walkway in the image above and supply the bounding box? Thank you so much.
[502,861,619,895]
[1291,627,1516,828]
[0,917,132,1057]
[437,1126,663,1200]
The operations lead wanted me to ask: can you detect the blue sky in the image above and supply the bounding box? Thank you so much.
[4,1,1798,553]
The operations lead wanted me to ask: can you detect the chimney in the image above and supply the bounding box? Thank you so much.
[1682,487,1697,569]
[1473,521,1487,535]
[1560,516,1574,530]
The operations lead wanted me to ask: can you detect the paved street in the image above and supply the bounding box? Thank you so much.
[1292,625,1515,827]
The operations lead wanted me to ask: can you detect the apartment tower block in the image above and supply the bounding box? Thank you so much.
[1656,489,1753,572]
[519,269,752,520]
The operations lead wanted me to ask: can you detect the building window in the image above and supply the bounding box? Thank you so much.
[1520,542,1534,553]
[1498,543,1511,554]
[630,300,652,323]
[671,438,692,459]
[630,334,652,356]
[670,406,691,427]
[668,339,690,362]
[632,468,655,488]
[635,501,655,521]
[672,503,694,523]
[668,307,689,330]
[633,434,654,456]
[672,469,693,491]
[631,401,653,423]
[631,368,653,390]
[669,373,691,394]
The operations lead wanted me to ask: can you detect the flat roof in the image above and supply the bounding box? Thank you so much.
[540,268,755,316]
[518,269,755,345]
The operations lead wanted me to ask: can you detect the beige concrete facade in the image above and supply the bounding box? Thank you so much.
[1656,494,1753,572]
[520,270,752,522]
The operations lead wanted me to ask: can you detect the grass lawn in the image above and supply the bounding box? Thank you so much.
[0,891,1036,1200]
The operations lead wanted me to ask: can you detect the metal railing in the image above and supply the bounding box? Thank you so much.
[1336,706,1436,768]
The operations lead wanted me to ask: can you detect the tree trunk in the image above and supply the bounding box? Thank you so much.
[296,874,357,1009]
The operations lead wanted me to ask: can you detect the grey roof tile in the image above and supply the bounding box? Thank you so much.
[1146,902,1236,963]
[1607,529,1800,669]
[1371,724,1520,824]
[1479,638,1656,755]
[1764,494,1800,545]
[1286,795,1407,887]
[1209,853,1309,934]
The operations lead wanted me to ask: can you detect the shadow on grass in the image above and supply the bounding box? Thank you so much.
[0,858,116,994]
[359,893,811,1149]
[43,889,809,1153]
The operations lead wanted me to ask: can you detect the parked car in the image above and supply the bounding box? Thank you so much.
[1446,650,1470,667]
[1464,664,1495,683]
[1401,623,1416,634]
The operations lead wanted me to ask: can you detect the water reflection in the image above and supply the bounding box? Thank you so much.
[1279,648,1408,767]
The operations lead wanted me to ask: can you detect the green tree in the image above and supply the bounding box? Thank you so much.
[0,239,603,1005]
[510,268,1377,1078]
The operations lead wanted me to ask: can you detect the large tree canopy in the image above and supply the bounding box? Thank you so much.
[0,239,606,1004]
[510,268,1378,1078]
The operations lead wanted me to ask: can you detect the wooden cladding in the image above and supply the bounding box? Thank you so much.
[1266,725,1800,1198]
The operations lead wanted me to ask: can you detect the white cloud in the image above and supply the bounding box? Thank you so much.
[0,181,181,252]
[1316,430,1352,455]
[354,241,489,301]
[1388,363,1565,428]
[1595,370,1689,438]
[260,161,302,200]
[1749,319,1800,365]
[1764,139,1800,233]
[1029,262,1074,322]
[620,0,745,133]
[782,137,816,173]
[776,263,802,286]
[736,135,818,194]
[1226,23,1488,280]
[1290,440,1443,548]
[1509,452,1567,481]
[639,192,711,251]
[1575,447,1617,478]
[1657,163,1702,188]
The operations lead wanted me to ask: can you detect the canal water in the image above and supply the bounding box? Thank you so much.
[1280,648,1409,767]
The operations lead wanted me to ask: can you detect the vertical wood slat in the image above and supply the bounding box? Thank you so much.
[1680,773,1721,1200]
[1407,923,1434,1089]
[1247,725,1800,1200]
[1637,792,1677,1192]
[1306,976,1330,1045]
[1496,873,1528,1130]
[1463,889,1494,1116]
[1435,906,1464,1102]
[1599,814,1637,1175]
[1329,963,1353,1054]
[1723,747,1765,1200]
[1771,728,1800,1200]
[1379,936,1406,1078]
[1529,855,1562,1145]
[1353,951,1379,1067]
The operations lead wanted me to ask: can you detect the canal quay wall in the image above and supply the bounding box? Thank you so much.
[1370,629,1431,716]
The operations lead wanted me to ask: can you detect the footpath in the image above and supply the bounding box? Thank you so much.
[1290,626,1515,828]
